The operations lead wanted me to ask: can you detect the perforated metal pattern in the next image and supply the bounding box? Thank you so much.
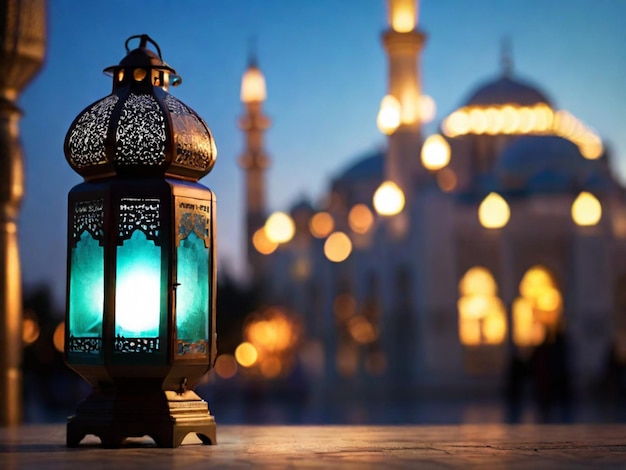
[72,199,104,245]
[118,198,160,242]
[165,94,214,171]
[67,95,118,168]
[115,93,166,166]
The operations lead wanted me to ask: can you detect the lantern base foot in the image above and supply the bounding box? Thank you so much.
[66,389,216,448]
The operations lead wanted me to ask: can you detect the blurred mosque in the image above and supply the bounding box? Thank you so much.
[233,0,626,399]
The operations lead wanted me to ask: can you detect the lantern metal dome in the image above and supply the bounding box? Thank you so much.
[64,34,217,182]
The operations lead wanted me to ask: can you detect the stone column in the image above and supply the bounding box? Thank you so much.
[0,0,46,426]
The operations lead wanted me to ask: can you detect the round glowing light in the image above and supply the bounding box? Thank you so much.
[22,317,40,345]
[235,341,258,367]
[501,105,519,134]
[478,192,510,229]
[53,321,65,353]
[469,108,487,134]
[373,181,405,216]
[419,94,436,123]
[309,211,334,238]
[579,134,603,160]
[260,356,282,378]
[484,107,503,135]
[518,106,535,133]
[459,266,497,297]
[348,204,374,234]
[421,134,451,171]
[214,354,238,379]
[437,168,457,192]
[252,228,278,255]
[572,191,601,227]
[133,68,147,82]
[324,231,352,263]
[443,110,470,137]
[348,316,378,344]
[264,211,295,244]
[483,309,507,344]
[389,1,416,32]
[520,266,555,300]
[377,95,401,135]
[241,66,267,103]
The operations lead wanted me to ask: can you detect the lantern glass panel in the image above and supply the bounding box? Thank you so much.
[176,231,209,352]
[68,231,104,339]
[115,229,161,338]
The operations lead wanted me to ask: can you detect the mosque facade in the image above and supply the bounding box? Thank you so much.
[237,0,626,398]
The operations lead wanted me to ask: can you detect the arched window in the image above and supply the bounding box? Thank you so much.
[512,265,562,347]
[458,267,507,346]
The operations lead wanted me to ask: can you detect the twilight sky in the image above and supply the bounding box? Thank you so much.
[17,0,626,306]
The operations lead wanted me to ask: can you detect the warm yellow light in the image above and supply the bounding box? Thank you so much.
[309,211,334,238]
[252,227,278,255]
[483,309,507,344]
[324,231,352,263]
[421,134,451,171]
[478,192,510,229]
[22,317,40,345]
[443,110,470,137]
[214,354,238,379]
[377,95,401,135]
[388,0,416,32]
[519,266,554,300]
[240,66,267,103]
[419,95,436,123]
[458,295,490,320]
[373,181,405,216]
[348,204,374,234]
[571,191,601,227]
[501,105,519,134]
[513,297,545,347]
[469,108,487,134]
[580,134,603,160]
[484,107,503,135]
[348,316,378,344]
[437,168,457,192]
[518,106,535,133]
[264,211,295,244]
[53,322,65,353]
[116,267,160,334]
[235,341,258,367]
[459,266,497,297]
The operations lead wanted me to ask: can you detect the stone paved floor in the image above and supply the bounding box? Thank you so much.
[2,424,626,468]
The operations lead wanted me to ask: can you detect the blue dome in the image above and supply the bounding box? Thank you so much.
[334,150,384,184]
[465,76,552,108]
[496,135,603,192]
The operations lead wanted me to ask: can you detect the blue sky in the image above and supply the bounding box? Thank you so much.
[18,1,626,306]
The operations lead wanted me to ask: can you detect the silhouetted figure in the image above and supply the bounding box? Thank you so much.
[530,330,572,423]
[505,352,529,423]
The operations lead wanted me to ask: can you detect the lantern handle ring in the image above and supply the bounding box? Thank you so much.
[125,34,163,59]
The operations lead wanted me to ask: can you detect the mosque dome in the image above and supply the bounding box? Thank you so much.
[496,135,606,192]
[464,75,552,108]
[334,150,384,184]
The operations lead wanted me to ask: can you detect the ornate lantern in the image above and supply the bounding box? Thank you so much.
[63,35,217,448]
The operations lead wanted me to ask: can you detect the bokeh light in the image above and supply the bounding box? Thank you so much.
[373,181,405,216]
[571,191,601,226]
[252,227,278,255]
[348,204,374,234]
[235,341,258,367]
[421,134,451,171]
[309,211,334,238]
[214,354,238,379]
[264,211,295,244]
[324,231,352,262]
[478,192,510,229]
[377,95,401,135]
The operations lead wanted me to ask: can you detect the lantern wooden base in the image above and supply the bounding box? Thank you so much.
[66,389,216,448]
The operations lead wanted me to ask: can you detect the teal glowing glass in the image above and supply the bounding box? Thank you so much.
[114,230,161,338]
[176,231,209,353]
[68,231,104,339]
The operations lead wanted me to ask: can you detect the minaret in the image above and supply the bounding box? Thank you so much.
[381,0,427,232]
[238,53,270,283]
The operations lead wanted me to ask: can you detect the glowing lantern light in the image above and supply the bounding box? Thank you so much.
[377,95,401,135]
[252,227,278,255]
[459,266,497,297]
[240,66,267,103]
[388,0,416,32]
[235,342,258,367]
[478,192,510,229]
[264,211,295,244]
[348,204,374,234]
[469,108,487,134]
[418,94,436,123]
[421,134,451,171]
[572,191,601,227]
[309,211,334,238]
[373,181,405,216]
[324,231,352,262]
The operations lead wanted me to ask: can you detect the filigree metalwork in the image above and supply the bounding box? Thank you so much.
[176,198,210,246]
[118,198,160,243]
[68,336,102,354]
[72,199,104,245]
[115,93,166,166]
[165,94,214,171]
[114,336,160,353]
[177,340,207,356]
[67,95,119,168]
